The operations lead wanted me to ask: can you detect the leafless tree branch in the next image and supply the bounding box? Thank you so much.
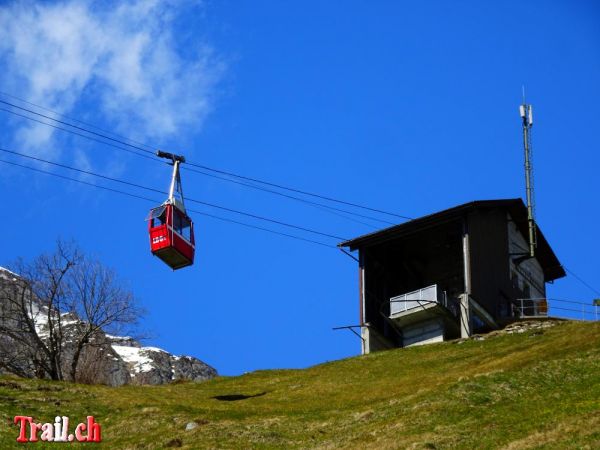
[0,239,143,383]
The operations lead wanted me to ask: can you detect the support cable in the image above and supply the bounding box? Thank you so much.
[0,147,347,241]
[0,98,155,155]
[183,166,394,227]
[0,94,412,221]
[0,158,336,249]
[0,102,387,228]
[0,90,156,152]
[564,267,600,297]
[0,106,159,163]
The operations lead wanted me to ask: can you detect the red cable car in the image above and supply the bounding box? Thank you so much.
[147,151,195,270]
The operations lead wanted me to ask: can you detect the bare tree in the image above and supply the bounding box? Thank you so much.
[65,257,142,381]
[0,240,142,382]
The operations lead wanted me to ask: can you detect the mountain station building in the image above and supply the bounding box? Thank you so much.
[339,199,565,353]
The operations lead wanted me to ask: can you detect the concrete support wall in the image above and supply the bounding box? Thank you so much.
[402,318,445,347]
[361,325,394,354]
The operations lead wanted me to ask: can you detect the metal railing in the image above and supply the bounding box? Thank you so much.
[390,285,459,319]
[515,298,600,321]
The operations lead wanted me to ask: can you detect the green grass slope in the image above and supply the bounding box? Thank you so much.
[1,320,599,449]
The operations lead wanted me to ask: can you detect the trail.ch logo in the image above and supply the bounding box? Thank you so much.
[14,416,101,443]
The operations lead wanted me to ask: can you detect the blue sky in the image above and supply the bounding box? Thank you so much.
[0,0,598,375]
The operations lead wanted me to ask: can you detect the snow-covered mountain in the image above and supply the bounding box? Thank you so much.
[107,334,217,385]
[0,266,217,386]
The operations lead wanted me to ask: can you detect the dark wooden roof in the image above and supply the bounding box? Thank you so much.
[339,198,565,282]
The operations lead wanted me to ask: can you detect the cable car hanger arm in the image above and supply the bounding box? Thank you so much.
[156,150,186,164]
[156,150,187,209]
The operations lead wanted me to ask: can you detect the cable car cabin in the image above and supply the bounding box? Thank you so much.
[148,203,195,270]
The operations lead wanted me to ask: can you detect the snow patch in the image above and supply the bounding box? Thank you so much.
[59,313,80,327]
[0,266,19,279]
[105,334,131,340]
[142,346,167,353]
[112,345,155,374]
[29,303,50,337]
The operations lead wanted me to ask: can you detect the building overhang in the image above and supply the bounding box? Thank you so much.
[338,199,565,282]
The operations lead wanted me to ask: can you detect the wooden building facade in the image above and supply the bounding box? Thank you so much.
[339,199,565,353]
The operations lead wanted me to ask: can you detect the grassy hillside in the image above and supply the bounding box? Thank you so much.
[1,320,598,449]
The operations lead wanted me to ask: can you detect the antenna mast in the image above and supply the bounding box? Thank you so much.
[519,93,536,258]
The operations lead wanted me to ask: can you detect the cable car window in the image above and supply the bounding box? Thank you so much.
[159,212,167,226]
[173,210,192,242]
[147,206,167,226]
[181,220,191,242]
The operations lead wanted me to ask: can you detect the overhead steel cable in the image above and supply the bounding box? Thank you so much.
[184,158,413,220]
[1,102,403,225]
[0,90,156,152]
[0,158,336,249]
[0,106,160,163]
[0,98,155,155]
[0,147,347,241]
[182,166,395,227]
[0,99,376,227]
[0,97,385,227]
[0,93,412,221]
[188,210,335,248]
[564,267,600,297]
[0,102,379,228]
[0,158,157,204]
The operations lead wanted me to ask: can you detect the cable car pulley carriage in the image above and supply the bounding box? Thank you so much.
[147,151,195,270]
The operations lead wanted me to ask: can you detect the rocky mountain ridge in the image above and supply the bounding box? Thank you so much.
[107,334,217,385]
[0,267,217,386]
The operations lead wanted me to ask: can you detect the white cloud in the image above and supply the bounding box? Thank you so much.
[0,0,223,154]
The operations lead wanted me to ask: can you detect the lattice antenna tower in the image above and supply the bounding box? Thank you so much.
[520,89,536,258]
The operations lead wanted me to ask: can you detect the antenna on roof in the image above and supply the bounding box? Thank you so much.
[519,88,536,258]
